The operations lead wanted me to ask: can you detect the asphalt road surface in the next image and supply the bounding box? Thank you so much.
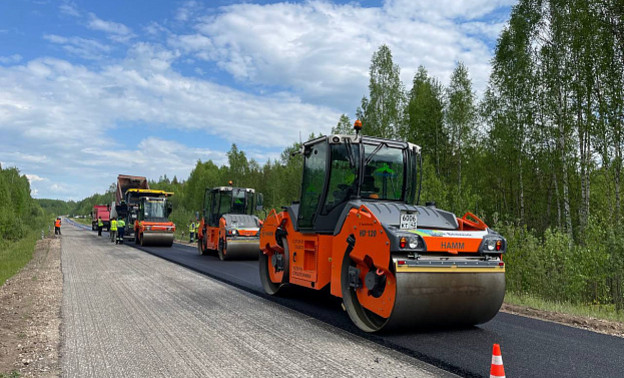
[133,238,624,377]
[61,222,454,377]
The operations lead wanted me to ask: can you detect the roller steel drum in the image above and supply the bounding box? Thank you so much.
[385,271,505,328]
[141,232,174,247]
[342,257,506,332]
[222,239,260,260]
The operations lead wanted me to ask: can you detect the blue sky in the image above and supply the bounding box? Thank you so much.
[0,0,514,200]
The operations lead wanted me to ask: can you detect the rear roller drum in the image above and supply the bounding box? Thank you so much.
[198,238,207,255]
[340,252,395,333]
[259,237,289,295]
[218,238,228,261]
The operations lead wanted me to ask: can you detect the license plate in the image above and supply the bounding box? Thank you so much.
[400,212,418,230]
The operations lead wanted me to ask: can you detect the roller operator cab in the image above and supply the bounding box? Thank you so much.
[259,122,507,332]
[197,185,264,260]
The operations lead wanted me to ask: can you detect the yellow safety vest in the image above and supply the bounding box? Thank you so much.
[98,219,103,227]
[110,219,117,231]
[118,219,125,228]
[189,223,196,232]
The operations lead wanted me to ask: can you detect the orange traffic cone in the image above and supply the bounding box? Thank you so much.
[490,343,505,378]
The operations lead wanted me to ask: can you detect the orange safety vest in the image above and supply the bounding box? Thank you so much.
[55,219,61,227]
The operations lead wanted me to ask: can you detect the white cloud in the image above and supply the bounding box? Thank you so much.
[1,1,512,200]
[383,0,516,21]
[59,3,80,17]
[0,47,338,199]
[173,0,510,110]
[0,54,22,64]
[44,34,111,60]
[87,13,134,42]
[25,174,47,183]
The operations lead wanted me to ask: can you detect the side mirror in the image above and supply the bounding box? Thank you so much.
[256,193,264,211]
[166,202,173,217]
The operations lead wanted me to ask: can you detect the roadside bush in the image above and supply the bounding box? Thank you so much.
[501,217,623,310]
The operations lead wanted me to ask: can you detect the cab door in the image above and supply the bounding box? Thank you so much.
[298,141,328,230]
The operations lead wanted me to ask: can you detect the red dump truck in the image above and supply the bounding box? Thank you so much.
[91,205,110,231]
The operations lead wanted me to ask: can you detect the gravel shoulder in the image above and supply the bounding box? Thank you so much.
[0,236,62,377]
[61,223,453,377]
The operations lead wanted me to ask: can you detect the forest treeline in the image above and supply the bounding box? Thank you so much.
[0,165,47,241]
[67,0,624,311]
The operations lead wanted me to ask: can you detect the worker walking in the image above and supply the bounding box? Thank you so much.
[110,217,118,243]
[97,216,104,236]
[117,218,125,244]
[189,220,196,243]
[54,217,62,235]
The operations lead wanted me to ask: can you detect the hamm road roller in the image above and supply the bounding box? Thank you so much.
[259,121,506,332]
[197,183,264,260]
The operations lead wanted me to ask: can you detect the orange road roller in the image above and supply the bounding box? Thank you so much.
[259,121,506,332]
[197,184,264,260]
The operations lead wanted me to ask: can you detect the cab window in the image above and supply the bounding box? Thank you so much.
[322,143,359,214]
[363,144,404,200]
[299,142,327,229]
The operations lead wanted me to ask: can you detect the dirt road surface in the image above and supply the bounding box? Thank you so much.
[61,223,453,377]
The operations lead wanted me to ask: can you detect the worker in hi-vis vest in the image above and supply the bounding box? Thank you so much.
[116,218,125,244]
[189,220,196,243]
[97,217,104,237]
[54,217,62,235]
[110,217,117,243]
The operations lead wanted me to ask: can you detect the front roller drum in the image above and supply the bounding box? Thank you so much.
[140,232,174,247]
[218,239,260,261]
[341,254,506,332]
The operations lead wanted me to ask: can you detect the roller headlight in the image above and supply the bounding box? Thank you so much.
[481,236,505,254]
[408,237,419,249]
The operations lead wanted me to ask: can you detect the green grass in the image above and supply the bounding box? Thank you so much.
[505,292,624,323]
[69,217,91,226]
[0,371,21,378]
[0,231,40,286]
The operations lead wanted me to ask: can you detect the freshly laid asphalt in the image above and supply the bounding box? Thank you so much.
[68,220,624,377]
[61,221,454,377]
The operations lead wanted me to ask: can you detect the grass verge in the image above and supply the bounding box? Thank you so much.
[505,292,624,323]
[0,232,40,287]
[69,217,91,226]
